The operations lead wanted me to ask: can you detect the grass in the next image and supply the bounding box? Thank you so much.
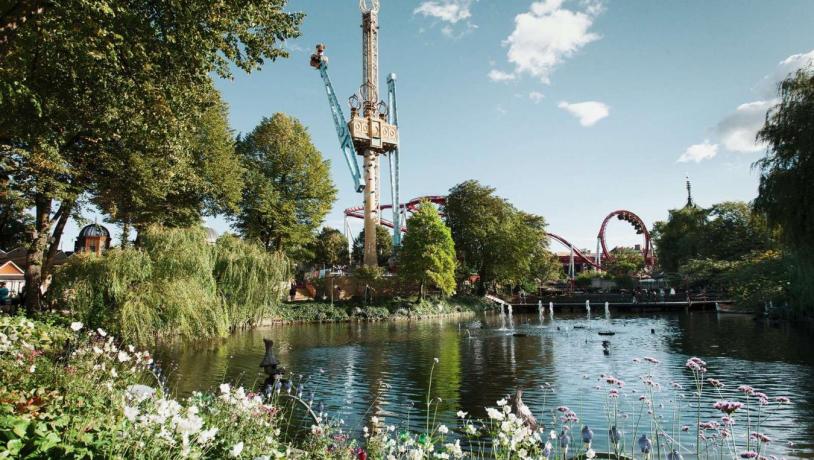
[270,296,491,323]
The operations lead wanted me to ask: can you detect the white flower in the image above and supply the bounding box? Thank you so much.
[199,428,218,444]
[124,405,138,422]
[433,357,439,364]
[219,383,231,395]
[110,368,118,378]
[230,442,244,457]
[93,346,103,354]
[311,424,323,435]
[117,351,131,362]
[465,424,477,435]
[70,322,83,332]
[497,398,508,407]
[253,457,271,460]
[550,430,557,439]
[586,448,596,459]
[456,410,468,419]
[97,328,107,337]
[437,424,449,435]
[486,407,505,421]
[29,364,35,373]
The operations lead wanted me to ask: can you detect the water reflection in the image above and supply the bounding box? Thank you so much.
[156,312,814,457]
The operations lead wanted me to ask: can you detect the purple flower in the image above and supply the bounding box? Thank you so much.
[740,451,758,458]
[775,396,791,404]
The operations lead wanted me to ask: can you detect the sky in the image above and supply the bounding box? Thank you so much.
[60,0,814,254]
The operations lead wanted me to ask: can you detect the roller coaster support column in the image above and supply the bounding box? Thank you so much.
[386,73,402,249]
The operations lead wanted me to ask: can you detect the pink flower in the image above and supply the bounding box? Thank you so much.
[707,378,724,388]
[750,432,771,443]
[713,401,743,414]
[775,396,791,404]
[737,385,755,395]
[685,357,708,373]
[740,451,758,458]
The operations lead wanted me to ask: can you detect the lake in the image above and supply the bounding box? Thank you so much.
[157,310,814,457]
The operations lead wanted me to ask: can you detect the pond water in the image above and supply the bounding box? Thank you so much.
[157,311,814,457]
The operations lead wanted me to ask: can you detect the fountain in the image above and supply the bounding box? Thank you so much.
[549,302,554,319]
[498,305,506,330]
[585,300,591,320]
[507,304,514,330]
[538,300,544,325]
[604,301,610,320]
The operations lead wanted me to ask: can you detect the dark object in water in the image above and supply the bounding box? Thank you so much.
[259,338,288,395]
[573,325,586,329]
[650,328,655,334]
[598,331,615,336]
[512,333,529,337]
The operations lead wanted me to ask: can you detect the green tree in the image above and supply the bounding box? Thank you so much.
[1,0,302,312]
[652,201,774,273]
[311,227,350,268]
[352,226,393,267]
[0,157,32,249]
[93,91,244,243]
[651,206,708,272]
[604,247,645,288]
[399,201,457,298]
[444,180,552,290]
[233,114,337,257]
[754,69,814,252]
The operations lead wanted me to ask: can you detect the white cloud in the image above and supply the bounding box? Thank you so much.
[488,69,516,82]
[414,0,473,24]
[493,0,602,84]
[678,141,719,163]
[557,100,609,126]
[529,91,545,103]
[716,99,776,153]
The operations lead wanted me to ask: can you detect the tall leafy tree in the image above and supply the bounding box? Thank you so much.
[755,68,814,252]
[93,90,244,242]
[0,156,32,249]
[233,114,337,256]
[352,226,393,267]
[1,0,302,312]
[311,227,350,268]
[652,201,773,273]
[444,180,553,290]
[399,201,457,298]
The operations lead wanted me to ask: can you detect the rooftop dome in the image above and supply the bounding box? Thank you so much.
[78,223,111,239]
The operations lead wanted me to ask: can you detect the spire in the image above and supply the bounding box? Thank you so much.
[685,176,694,208]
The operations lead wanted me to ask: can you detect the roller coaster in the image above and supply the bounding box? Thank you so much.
[344,196,654,272]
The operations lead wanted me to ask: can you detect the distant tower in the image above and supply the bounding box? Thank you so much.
[685,176,694,208]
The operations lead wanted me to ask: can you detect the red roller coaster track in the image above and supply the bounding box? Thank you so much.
[344,196,654,269]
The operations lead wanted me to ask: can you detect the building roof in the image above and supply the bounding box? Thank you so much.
[78,223,111,239]
[0,260,24,278]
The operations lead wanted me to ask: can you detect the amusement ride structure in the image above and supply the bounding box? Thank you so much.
[311,0,402,267]
[314,1,654,276]
[344,197,655,277]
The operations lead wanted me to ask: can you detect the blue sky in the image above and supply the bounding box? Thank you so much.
[62,0,814,253]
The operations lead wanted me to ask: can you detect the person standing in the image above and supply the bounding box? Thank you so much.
[0,282,9,307]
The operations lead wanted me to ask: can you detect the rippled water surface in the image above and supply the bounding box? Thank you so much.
[158,311,814,457]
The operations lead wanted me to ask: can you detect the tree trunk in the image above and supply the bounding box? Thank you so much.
[25,197,52,314]
[43,200,72,277]
[120,220,131,248]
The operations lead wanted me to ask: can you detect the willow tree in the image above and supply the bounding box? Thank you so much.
[0,0,302,312]
[755,68,814,309]
[233,114,337,257]
[399,201,457,298]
